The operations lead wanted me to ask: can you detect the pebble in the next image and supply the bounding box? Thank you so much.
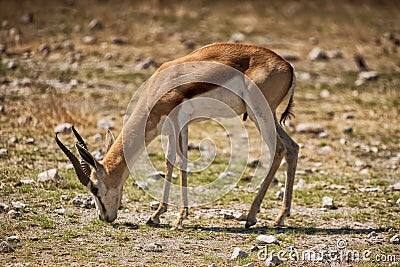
[266,255,283,266]
[388,182,400,191]
[256,235,279,245]
[7,210,21,218]
[82,36,96,45]
[308,47,328,61]
[275,190,284,200]
[0,241,14,253]
[218,171,233,179]
[150,201,160,210]
[7,61,18,70]
[39,43,51,56]
[135,57,156,70]
[389,235,399,244]
[97,117,115,130]
[247,159,262,168]
[7,236,20,243]
[110,36,126,45]
[396,198,400,204]
[61,194,70,201]
[88,19,103,30]
[0,203,10,213]
[20,178,35,185]
[93,133,102,142]
[37,169,62,183]
[355,71,379,86]
[343,127,353,134]
[144,242,163,252]
[322,196,335,209]
[0,148,8,156]
[54,123,73,134]
[208,264,217,267]
[21,12,34,24]
[358,187,382,193]
[229,32,245,43]
[327,49,343,59]
[72,194,95,209]
[242,263,254,267]
[318,145,333,155]
[230,247,249,260]
[11,201,26,210]
[296,123,324,133]
[54,208,67,215]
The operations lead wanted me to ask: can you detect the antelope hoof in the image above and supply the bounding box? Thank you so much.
[245,220,257,229]
[146,217,160,226]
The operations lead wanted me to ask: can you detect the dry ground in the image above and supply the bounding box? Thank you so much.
[0,0,399,266]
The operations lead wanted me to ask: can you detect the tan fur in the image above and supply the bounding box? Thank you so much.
[86,43,298,228]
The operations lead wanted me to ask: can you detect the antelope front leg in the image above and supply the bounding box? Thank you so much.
[147,133,177,225]
[171,123,189,230]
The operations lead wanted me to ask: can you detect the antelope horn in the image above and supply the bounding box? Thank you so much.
[71,126,91,177]
[55,132,90,187]
[72,126,88,150]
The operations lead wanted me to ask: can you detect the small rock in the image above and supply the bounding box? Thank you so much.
[308,47,328,61]
[97,117,115,130]
[0,43,6,54]
[8,137,18,144]
[82,36,96,45]
[396,198,400,204]
[61,194,70,201]
[72,194,95,209]
[11,201,26,210]
[230,247,249,260]
[62,39,75,51]
[322,196,335,209]
[20,178,35,185]
[320,89,330,98]
[266,255,282,267]
[247,159,262,168]
[242,263,254,267]
[110,36,126,45]
[229,32,245,43]
[93,133,102,142]
[7,61,18,70]
[54,208,67,215]
[39,43,51,56]
[296,123,324,134]
[54,123,73,134]
[275,190,284,200]
[256,235,279,245]
[7,210,21,218]
[368,231,378,238]
[150,201,160,210]
[0,241,14,253]
[354,160,365,167]
[135,58,157,70]
[354,54,370,72]
[6,236,20,243]
[319,132,329,139]
[136,181,149,190]
[208,264,218,267]
[21,12,34,24]
[218,171,233,179]
[318,145,332,155]
[0,148,8,156]
[0,203,10,213]
[148,171,165,181]
[355,71,379,86]
[104,51,119,60]
[144,242,163,252]
[239,133,248,139]
[389,235,400,244]
[327,49,343,59]
[37,169,62,183]
[88,19,103,30]
[343,113,355,120]
[343,127,353,134]
[388,182,400,191]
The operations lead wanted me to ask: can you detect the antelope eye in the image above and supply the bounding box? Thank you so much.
[91,187,98,195]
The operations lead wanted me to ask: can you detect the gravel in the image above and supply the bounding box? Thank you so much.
[230,247,249,260]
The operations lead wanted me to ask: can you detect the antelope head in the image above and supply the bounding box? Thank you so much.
[55,126,123,222]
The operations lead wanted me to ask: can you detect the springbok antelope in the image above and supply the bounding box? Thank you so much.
[55,43,299,229]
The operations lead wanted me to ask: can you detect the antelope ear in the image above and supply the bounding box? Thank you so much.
[105,129,115,153]
[75,143,102,171]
